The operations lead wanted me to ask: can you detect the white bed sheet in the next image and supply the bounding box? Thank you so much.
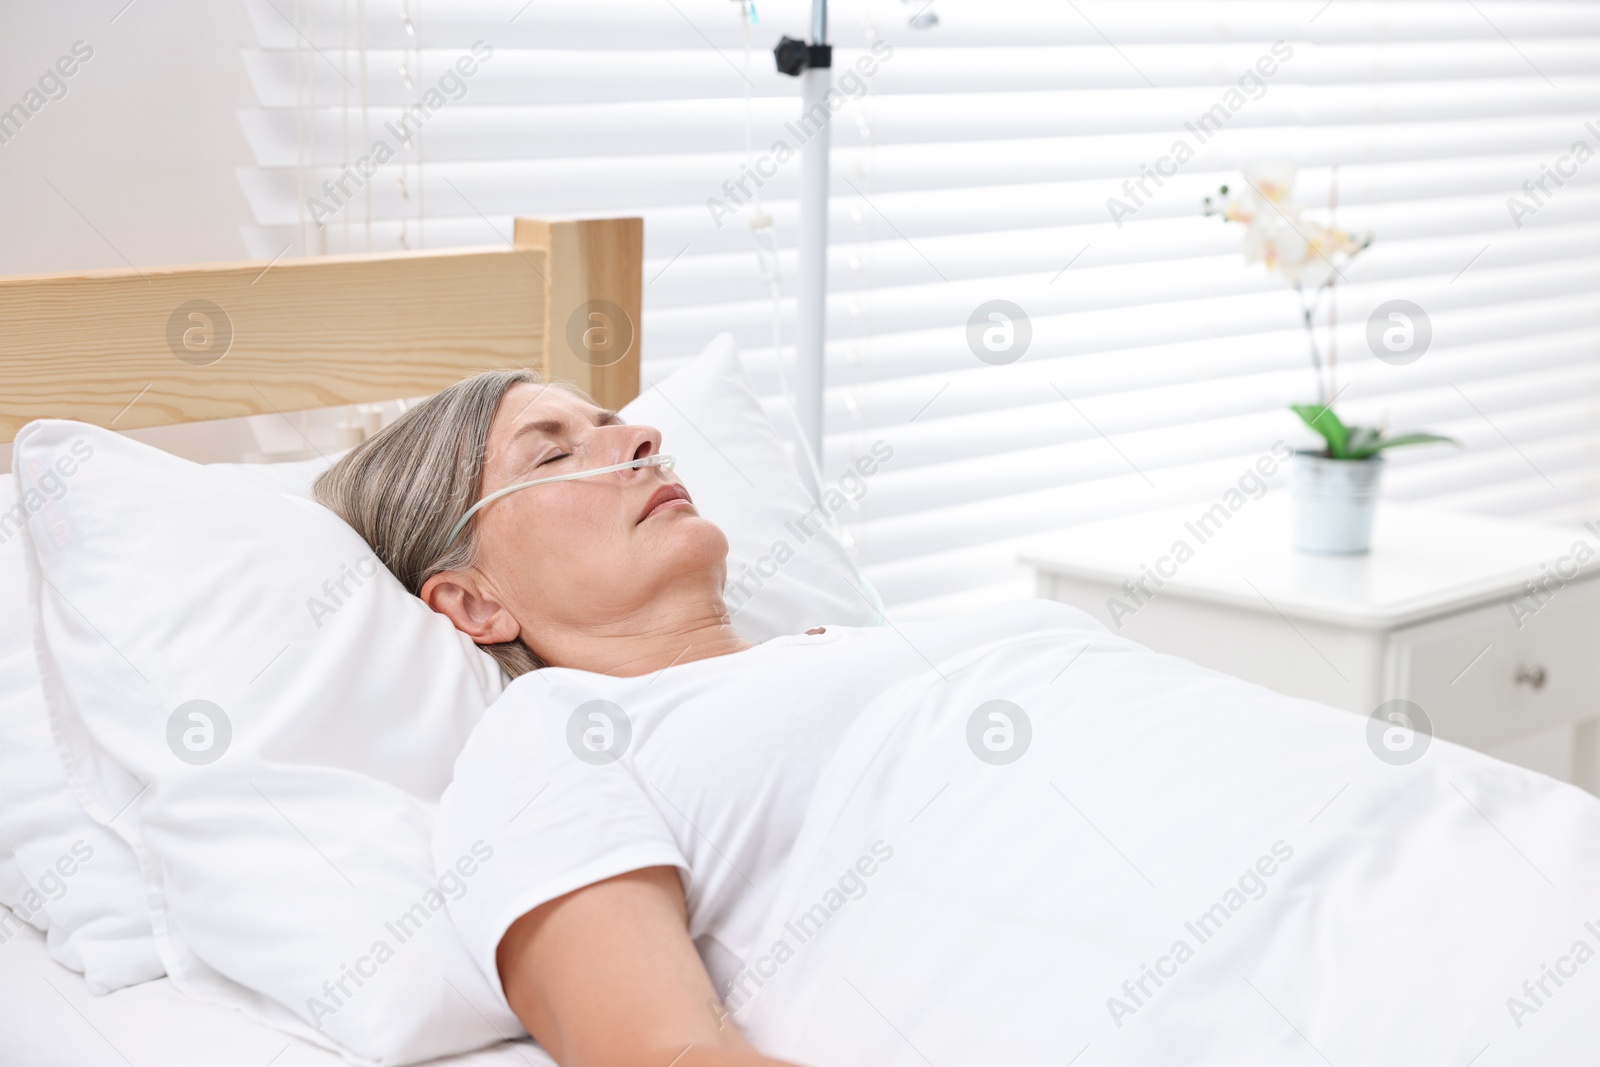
[0,924,553,1067]
[734,601,1600,1064]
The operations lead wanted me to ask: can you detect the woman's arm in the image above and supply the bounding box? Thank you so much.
[496,866,803,1067]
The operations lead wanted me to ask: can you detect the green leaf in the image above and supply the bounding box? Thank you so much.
[1290,403,1350,458]
[1362,432,1458,456]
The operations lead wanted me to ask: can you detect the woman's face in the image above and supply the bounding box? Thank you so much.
[434,382,729,653]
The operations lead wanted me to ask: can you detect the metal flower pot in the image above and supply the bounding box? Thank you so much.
[1291,450,1382,554]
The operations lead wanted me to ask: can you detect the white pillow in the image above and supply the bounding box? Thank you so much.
[19,421,517,1065]
[621,332,886,639]
[0,471,165,994]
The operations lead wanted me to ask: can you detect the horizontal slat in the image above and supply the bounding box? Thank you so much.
[1386,416,1600,504]
[241,174,1600,270]
[245,0,1600,51]
[238,120,1600,224]
[241,43,1600,109]
[239,80,1600,166]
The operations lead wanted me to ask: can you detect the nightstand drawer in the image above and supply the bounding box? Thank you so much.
[1385,577,1600,750]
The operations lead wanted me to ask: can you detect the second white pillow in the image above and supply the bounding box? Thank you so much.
[0,474,165,994]
[20,420,517,1065]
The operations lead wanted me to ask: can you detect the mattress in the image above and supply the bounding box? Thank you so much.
[0,924,552,1067]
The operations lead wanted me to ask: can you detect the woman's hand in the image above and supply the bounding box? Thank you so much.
[496,866,804,1067]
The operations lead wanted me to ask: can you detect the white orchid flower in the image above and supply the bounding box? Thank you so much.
[1203,161,1375,408]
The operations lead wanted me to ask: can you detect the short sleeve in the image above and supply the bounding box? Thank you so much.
[433,681,687,1011]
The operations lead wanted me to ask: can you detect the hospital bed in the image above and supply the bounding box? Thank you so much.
[9,216,1600,1067]
[0,217,642,1066]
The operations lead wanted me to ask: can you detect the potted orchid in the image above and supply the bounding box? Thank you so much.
[1204,164,1455,554]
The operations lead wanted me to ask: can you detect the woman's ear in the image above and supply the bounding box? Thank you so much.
[420,569,522,646]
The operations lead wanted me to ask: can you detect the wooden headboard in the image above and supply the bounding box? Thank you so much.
[0,216,643,444]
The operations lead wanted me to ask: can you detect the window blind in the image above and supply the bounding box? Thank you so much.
[238,0,1600,619]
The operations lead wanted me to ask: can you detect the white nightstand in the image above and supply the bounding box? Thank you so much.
[1020,494,1600,791]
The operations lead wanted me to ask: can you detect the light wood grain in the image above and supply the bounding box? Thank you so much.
[514,217,643,413]
[0,216,645,442]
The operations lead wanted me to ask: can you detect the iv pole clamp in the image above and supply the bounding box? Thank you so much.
[771,0,831,471]
[773,35,832,75]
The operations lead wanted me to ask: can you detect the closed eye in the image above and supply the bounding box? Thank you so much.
[539,452,572,467]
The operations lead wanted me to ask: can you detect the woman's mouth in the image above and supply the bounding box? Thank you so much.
[638,483,693,523]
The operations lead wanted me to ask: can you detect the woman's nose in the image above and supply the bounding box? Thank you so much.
[604,424,661,472]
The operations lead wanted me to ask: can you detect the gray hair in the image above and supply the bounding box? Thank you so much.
[312,370,575,678]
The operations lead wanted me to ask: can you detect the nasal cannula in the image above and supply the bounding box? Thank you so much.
[442,453,677,550]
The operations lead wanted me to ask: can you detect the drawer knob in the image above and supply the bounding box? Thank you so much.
[1514,665,1548,690]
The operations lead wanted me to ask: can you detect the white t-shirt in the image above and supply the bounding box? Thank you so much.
[434,621,946,1008]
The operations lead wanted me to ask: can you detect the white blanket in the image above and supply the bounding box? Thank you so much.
[734,602,1600,1065]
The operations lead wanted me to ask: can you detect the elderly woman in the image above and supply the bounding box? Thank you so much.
[317,370,814,1067]
[315,370,1600,1067]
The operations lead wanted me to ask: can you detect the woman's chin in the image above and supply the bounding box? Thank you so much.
[624,512,730,582]
[673,514,731,563]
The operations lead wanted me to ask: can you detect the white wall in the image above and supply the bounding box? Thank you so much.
[2,0,294,472]
[0,0,256,275]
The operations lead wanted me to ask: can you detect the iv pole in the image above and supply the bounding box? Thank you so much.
[775,2,831,468]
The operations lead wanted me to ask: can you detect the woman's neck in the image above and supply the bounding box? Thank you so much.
[535,587,754,677]
[591,624,753,677]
